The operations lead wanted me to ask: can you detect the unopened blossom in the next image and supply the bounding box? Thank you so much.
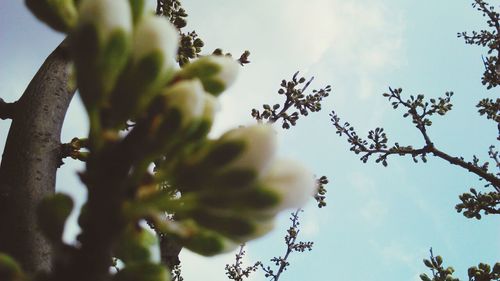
[161,79,205,129]
[132,15,179,76]
[78,0,132,38]
[177,56,239,96]
[259,158,316,212]
[217,124,277,176]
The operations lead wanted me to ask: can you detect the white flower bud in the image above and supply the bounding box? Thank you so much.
[78,0,132,38]
[73,0,132,110]
[162,79,205,129]
[177,56,239,96]
[132,15,179,75]
[259,159,316,212]
[218,125,277,176]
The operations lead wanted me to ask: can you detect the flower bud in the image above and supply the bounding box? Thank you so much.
[72,0,132,111]
[128,0,146,24]
[258,159,316,212]
[191,209,275,243]
[107,15,179,127]
[177,56,239,96]
[161,79,205,130]
[132,16,178,74]
[180,227,238,256]
[185,93,220,141]
[215,125,277,176]
[78,0,132,39]
[25,0,78,32]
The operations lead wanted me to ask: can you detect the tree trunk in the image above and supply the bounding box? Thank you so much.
[0,39,75,273]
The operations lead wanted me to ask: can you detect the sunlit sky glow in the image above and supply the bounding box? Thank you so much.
[0,1,498,281]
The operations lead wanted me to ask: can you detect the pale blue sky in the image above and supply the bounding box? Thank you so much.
[0,1,498,281]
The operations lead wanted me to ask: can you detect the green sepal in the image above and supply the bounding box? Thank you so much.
[181,59,220,78]
[114,225,157,264]
[100,30,130,96]
[191,210,255,238]
[114,262,170,281]
[186,119,212,141]
[129,0,145,25]
[178,59,224,95]
[0,254,24,281]
[203,141,244,167]
[210,169,257,188]
[108,51,171,128]
[37,193,74,243]
[202,79,225,96]
[25,0,78,33]
[199,187,280,210]
[72,23,100,110]
[136,108,182,160]
[177,56,239,96]
[123,189,191,220]
[72,24,130,111]
[181,228,234,256]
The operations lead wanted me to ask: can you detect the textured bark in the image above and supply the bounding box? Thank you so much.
[0,39,75,273]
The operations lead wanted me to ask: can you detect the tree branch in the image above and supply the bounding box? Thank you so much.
[0,38,76,273]
[0,98,18,120]
[331,87,500,192]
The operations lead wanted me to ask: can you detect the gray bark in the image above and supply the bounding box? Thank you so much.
[0,39,75,273]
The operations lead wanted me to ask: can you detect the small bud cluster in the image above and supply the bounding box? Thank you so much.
[9,2,319,281]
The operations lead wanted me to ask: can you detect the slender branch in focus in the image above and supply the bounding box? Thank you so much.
[331,87,500,192]
[260,209,313,281]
